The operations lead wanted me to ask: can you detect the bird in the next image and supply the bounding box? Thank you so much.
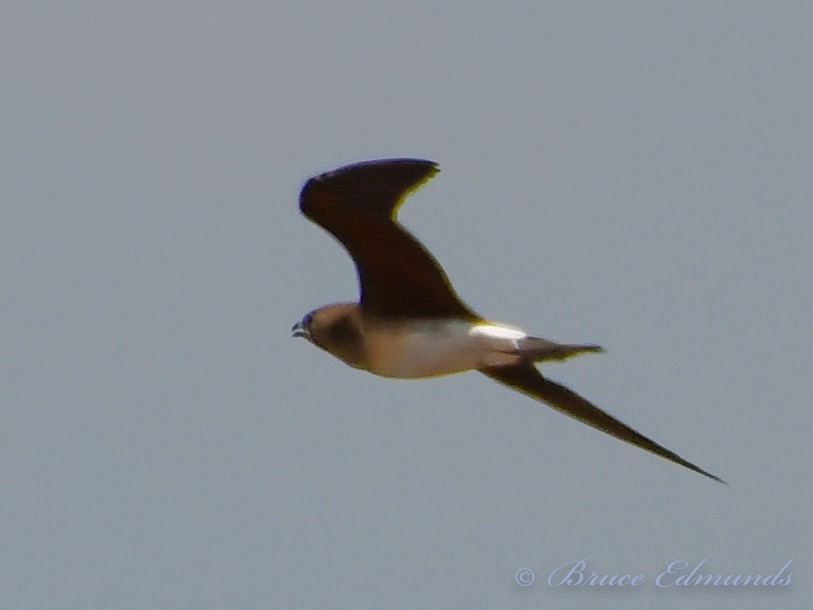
[292,158,725,484]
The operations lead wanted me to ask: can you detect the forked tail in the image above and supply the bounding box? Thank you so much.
[518,336,604,362]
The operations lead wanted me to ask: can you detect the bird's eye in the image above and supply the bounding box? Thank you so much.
[303,312,313,329]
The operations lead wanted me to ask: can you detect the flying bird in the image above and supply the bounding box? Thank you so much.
[292,158,725,484]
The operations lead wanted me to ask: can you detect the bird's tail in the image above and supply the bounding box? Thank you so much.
[518,336,604,362]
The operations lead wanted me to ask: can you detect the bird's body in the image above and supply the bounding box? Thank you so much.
[293,158,725,484]
[300,307,598,378]
[342,316,516,378]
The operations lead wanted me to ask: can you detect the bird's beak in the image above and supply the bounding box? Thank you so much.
[292,321,310,339]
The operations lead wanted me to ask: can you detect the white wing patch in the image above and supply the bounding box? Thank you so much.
[469,323,527,341]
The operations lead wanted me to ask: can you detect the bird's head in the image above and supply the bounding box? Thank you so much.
[291,311,314,341]
[292,302,363,364]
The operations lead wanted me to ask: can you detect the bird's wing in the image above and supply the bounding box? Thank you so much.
[300,159,477,319]
[480,362,726,484]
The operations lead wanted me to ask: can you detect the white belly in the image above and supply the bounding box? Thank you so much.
[365,320,526,379]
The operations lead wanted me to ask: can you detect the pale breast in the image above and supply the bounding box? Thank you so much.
[364,319,525,379]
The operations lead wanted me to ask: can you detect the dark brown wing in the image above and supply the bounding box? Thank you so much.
[480,363,726,484]
[300,159,477,319]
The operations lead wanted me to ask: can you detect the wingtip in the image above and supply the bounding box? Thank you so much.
[707,472,729,486]
[684,461,728,485]
[299,158,442,219]
[320,157,438,176]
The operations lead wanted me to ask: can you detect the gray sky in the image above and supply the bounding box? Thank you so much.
[3,2,811,609]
